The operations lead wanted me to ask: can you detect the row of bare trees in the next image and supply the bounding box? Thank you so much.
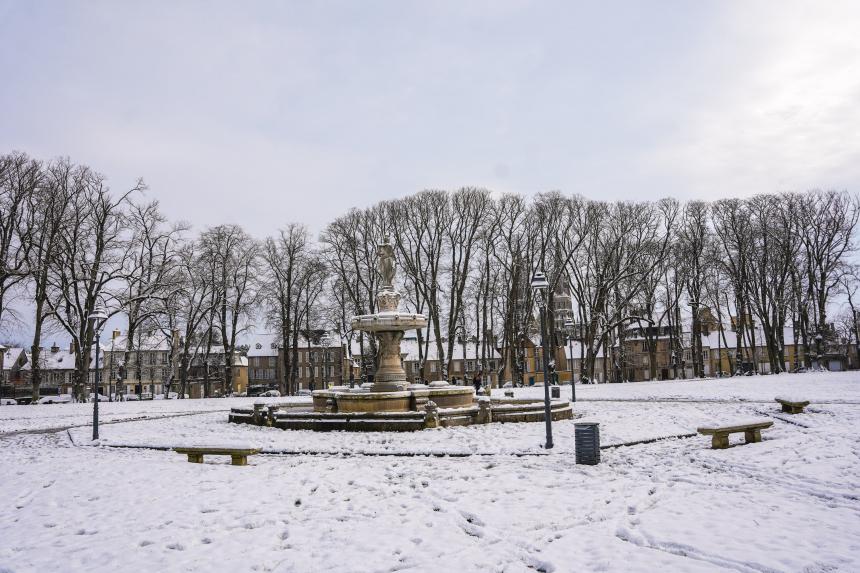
[3,151,858,400]
[0,153,322,400]
[322,189,859,384]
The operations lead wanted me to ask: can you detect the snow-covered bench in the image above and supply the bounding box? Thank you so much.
[775,397,810,414]
[696,420,773,449]
[174,446,261,466]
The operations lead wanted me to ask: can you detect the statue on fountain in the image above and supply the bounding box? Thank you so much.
[378,237,396,290]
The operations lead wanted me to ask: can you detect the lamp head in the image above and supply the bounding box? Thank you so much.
[88,308,108,331]
[530,270,549,292]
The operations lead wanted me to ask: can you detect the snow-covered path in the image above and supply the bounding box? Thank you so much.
[1,372,859,572]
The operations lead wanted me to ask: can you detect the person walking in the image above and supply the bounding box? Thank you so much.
[473,370,483,393]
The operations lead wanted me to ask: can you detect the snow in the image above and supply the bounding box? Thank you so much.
[1,372,859,572]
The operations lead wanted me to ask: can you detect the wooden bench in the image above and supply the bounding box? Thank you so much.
[174,447,261,466]
[696,420,773,449]
[775,397,810,414]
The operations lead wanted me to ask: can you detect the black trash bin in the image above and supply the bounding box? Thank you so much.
[550,386,560,399]
[574,422,600,465]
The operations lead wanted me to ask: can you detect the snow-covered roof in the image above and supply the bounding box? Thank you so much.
[106,332,172,352]
[2,347,27,370]
[701,326,797,351]
[246,333,280,357]
[562,341,605,359]
[20,346,105,371]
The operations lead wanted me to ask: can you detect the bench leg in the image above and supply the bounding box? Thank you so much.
[187,453,204,463]
[781,404,791,413]
[711,434,730,449]
[231,454,248,466]
[744,429,762,443]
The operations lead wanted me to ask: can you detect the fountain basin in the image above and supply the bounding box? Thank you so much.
[350,311,428,332]
[312,384,475,413]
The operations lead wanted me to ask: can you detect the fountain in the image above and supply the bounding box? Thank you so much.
[228,238,572,431]
[311,237,475,414]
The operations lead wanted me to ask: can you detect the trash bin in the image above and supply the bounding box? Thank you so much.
[528,376,535,386]
[551,386,560,399]
[574,422,600,465]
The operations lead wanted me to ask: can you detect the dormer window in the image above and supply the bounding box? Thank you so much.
[255,343,262,349]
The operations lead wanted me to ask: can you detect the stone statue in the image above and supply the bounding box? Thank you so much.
[378,237,396,289]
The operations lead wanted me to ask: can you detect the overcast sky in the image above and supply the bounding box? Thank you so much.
[2,0,860,240]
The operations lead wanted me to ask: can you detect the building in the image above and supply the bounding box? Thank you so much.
[244,331,349,394]
[614,325,810,382]
[102,330,175,398]
[3,342,104,400]
[247,333,282,393]
[400,336,503,386]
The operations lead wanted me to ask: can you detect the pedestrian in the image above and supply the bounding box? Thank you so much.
[473,370,482,393]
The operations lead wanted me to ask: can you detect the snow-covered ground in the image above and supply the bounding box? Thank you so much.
[1,372,859,572]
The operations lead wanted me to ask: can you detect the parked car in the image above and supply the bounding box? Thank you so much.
[1,397,17,405]
[88,393,109,402]
[260,389,281,397]
[37,394,73,404]
[123,394,140,401]
[296,389,312,397]
[502,381,514,389]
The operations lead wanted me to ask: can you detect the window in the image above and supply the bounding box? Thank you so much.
[161,353,168,365]
[466,360,474,372]
[430,362,437,373]
[453,362,461,373]
[269,357,275,367]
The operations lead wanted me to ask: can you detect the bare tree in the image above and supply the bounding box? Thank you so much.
[26,158,74,400]
[154,241,216,398]
[0,152,40,329]
[200,224,259,395]
[798,190,859,365]
[120,200,187,398]
[260,223,311,395]
[46,166,142,401]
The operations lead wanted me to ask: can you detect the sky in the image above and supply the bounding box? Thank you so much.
[2,0,860,239]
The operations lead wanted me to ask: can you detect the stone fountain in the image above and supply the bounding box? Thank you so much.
[311,237,475,413]
[228,238,572,431]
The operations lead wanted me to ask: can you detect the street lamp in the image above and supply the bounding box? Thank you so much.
[531,270,553,449]
[88,307,108,440]
[564,317,576,403]
[320,333,331,389]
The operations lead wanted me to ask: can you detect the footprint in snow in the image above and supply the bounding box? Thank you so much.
[167,543,185,551]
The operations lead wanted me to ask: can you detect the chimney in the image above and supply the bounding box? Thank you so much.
[112,329,121,340]
[69,341,75,355]
[51,343,59,354]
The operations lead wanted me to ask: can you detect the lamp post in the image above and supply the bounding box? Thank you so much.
[88,307,108,440]
[320,333,331,389]
[564,317,576,402]
[531,270,553,450]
